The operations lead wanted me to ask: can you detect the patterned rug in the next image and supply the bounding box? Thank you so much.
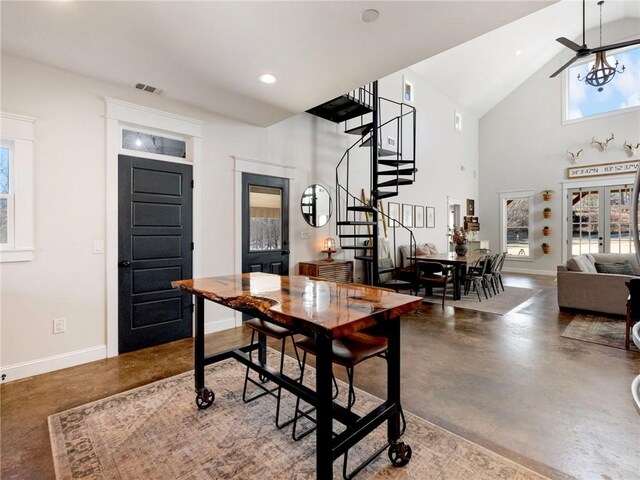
[422,286,542,315]
[49,351,551,480]
[562,314,639,351]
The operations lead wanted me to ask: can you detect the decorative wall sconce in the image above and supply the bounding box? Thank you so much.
[566,148,583,164]
[623,141,640,157]
[591,133,614,151]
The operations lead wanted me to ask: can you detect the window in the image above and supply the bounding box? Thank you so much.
[249,185,282,251]
[565,46,640,122]
[122,129,186,158]
[0,144,12,245]
[500,191,534,258]
[0,112,35,262]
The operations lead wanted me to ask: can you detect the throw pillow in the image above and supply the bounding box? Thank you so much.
[426,243,438,254]
[594,260,635,276]
[415,245,430,256]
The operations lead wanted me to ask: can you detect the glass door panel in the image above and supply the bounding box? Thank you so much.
[248,185,282,251]
[606,186,634,254]
[570,189,601,255]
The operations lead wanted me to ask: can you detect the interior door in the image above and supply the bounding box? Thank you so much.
[242,173,289,274]
[118,155,193,353]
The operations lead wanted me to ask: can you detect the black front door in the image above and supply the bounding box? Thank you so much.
[242,173,290,274]
[118,155,193,353]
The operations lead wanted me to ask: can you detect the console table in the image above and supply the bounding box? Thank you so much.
[299,259,353,283]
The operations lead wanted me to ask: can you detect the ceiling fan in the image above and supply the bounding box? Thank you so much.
[550,0,640,82]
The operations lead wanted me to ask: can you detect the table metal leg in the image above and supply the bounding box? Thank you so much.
[386,316,412,467]
[194,296,214,409]
[315,333,334,480]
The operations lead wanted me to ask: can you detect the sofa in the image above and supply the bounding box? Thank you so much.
[557,253,640,316]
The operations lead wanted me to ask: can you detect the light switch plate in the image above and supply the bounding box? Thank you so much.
[300,230,311,239]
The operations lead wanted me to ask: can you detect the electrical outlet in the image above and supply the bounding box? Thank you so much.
[53,318,66,334]
[93,240,104,254]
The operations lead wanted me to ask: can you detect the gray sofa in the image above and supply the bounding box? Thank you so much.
[557,253,640,316]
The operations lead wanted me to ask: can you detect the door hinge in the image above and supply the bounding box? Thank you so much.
[191,180,194,188]
[191,242,194,251]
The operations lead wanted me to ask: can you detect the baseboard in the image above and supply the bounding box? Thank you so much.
[204,316,236,335]
[1,345,106,383]
[503,267,557,277]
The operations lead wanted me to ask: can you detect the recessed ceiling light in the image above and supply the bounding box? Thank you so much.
[515,49,522,56]
[259,73,277,84]
[361,9,380,23]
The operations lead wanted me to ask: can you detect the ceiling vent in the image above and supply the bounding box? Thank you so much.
[134,83,162,95]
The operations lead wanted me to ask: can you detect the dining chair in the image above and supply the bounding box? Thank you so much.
[491,252,508,293]
[464,255,492,301]
[242,319,302,429]
[416,261,453,307]
[483,253,501,296]
[625,278,640,350]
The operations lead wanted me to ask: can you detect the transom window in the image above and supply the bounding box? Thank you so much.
[500,191,534,258]
[565,46,640,122]
[122,129,186,159]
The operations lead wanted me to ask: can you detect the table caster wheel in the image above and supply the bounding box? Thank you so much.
[196,387,215,409]
[259,373,268,383]
[388,442,412,467]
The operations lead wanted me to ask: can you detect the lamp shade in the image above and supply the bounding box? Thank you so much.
[323,237,336,252]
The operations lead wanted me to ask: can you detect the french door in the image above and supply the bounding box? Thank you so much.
[568,184,634,256]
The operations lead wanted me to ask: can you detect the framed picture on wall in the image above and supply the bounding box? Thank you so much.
[388,202,400,228]
[402,204,413,228]
[414,205,424,228]
[426,206,435,228]
[467,198,475,216]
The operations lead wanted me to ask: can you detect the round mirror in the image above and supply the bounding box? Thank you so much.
[301,184,332,227]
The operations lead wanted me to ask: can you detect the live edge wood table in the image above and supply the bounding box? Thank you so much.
[173,273,422,480]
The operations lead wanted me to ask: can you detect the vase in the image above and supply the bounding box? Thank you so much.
[454,243,468,256]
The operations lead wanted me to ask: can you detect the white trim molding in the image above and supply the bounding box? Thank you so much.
[1,345,106,383]
[502,266,557,276]
[0,112,36,262]
[232,155,295,327]
[105,98,203,357]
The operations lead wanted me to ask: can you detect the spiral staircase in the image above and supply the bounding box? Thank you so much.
[306,81,417,288]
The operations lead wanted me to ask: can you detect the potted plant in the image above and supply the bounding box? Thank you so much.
[543,207,552,219]
[542,243,551,254]
[542,190,553,201]
[543,225,551,236]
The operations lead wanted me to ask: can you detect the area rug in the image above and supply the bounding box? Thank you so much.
[49,351,550,480]
[562,314,639,351]
[422,286,542,315]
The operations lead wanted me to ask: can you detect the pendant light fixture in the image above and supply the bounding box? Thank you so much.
[577,1,625,92]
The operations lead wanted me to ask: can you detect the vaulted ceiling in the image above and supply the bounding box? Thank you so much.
[1,1,554,126]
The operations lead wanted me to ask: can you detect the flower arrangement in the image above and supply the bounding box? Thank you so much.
[452,227,467,245]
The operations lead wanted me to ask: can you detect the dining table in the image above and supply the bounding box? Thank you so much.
[409,252,482,300]
[172,272,422,479]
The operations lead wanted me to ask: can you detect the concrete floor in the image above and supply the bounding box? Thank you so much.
[2,273,639,479]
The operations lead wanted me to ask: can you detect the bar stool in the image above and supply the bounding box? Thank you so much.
[242,318,302,429]
[291,330,389,440]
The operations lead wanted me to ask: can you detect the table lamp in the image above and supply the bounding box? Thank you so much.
[322,237,336,261]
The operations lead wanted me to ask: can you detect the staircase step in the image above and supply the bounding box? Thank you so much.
[346,205,376,212]
[378,168,417,176]
[359,138,400,158]
[344,122,373,136]
[377,178,413,188]
[379,279,413,290]
[374,191,398,200]
[306,95,373,123]
[378,267,396,274]
[339,245,374,250]
[337,221,376,226]
[354,256,374,262]
[378,160,414,167]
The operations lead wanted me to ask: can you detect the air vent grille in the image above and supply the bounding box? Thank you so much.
[134,83,162,95]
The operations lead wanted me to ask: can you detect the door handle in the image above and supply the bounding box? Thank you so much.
[119,260,131,267]
[282,250,290,255]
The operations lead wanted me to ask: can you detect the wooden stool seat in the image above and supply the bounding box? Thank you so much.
[295,332,387,368]
[245,318,293,340]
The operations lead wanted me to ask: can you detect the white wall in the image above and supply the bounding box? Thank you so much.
[479,19,640,274]
[0,53,478,380]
